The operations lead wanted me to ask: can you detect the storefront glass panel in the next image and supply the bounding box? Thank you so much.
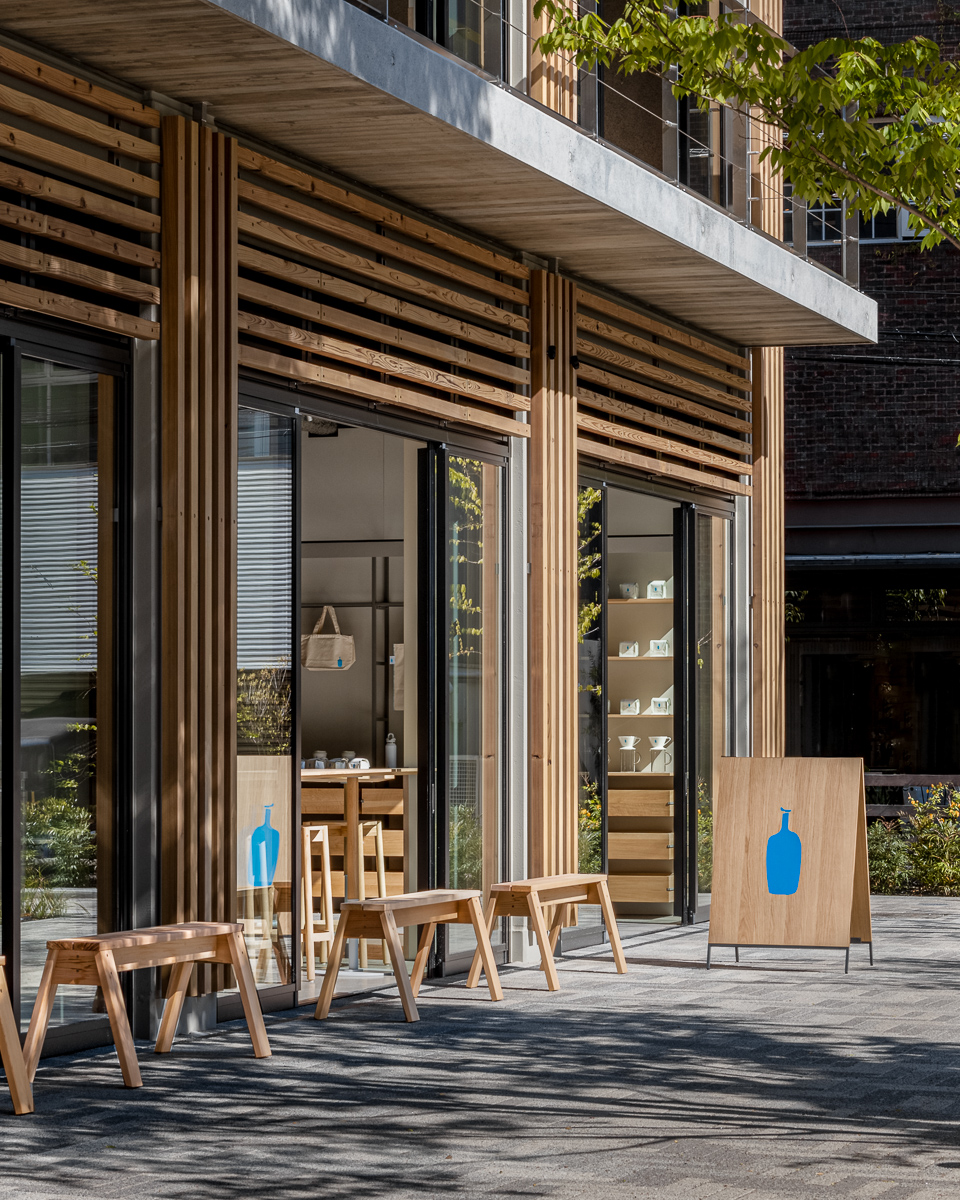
[236,405,295,991]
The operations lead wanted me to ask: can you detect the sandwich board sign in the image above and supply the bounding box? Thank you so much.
[708,757,872,971]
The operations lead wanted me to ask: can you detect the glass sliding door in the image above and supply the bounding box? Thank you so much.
[438,453,502,963]
[18,357,115,1029]
[235,405,296,991]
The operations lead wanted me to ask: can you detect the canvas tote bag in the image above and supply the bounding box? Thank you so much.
[301,606,356,671]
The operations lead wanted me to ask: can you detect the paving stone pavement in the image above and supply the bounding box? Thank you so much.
[3,896,960,1199]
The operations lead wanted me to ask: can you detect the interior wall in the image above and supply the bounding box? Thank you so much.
[300,425,407,766]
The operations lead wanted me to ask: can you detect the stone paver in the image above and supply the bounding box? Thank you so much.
[2,896,960,1198]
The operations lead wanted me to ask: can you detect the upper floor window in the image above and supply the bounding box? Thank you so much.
[784,185,919,245]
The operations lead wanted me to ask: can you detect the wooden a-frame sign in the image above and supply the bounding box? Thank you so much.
[708,757,872,969]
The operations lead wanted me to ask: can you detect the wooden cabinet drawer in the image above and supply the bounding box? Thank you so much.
[608,789,673,818]
[608,874,674,903]
[608,832,673,859]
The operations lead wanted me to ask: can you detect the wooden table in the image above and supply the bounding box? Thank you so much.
[300,767,416,901]
[0,956,32,1114]
[23,922,271,1089]
[466,874,627,993]
[315,890,503,1023]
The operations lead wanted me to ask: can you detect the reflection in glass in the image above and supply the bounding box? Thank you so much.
[444,457,500,954]
[19,359,103,1028]
[236,407,293,989]
[577,486,603,874]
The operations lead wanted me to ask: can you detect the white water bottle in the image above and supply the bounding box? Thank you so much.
[385,732,397,769]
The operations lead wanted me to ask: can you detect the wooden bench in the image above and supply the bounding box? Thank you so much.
[315,890,503,1023]
[23,922,271,1089]
[466,874,627,993]
[0,957,32,1114]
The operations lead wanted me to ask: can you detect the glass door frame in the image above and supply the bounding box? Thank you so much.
[0,326,131,1039]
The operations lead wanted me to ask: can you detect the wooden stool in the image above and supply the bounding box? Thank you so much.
[466,873,627,993]
[315,890,503,1023]
[301,824,335,981]
[325,817,387,968]
[23,922,271,1089]
[0,957,33,1114]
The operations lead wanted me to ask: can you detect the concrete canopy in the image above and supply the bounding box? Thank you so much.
[0,0,877,347]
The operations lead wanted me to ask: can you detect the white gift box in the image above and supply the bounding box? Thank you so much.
[646,580,666,599]
[619,641,639,658]
[651,695,672,715]
[649,639,669,656]
[619,698,641,715]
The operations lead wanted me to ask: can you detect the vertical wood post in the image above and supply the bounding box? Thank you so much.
[160,117,238,991]
[528,271,578,886]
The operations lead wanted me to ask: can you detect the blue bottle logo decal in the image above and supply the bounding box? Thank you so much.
[249,804,280,888]
[766,807,802,896]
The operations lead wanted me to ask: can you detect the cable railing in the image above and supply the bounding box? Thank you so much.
[347,0,861,286]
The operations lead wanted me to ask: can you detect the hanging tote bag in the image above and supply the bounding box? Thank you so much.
[301,606,356,671]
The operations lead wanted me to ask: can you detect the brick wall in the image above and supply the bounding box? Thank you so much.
[782,0,960,501]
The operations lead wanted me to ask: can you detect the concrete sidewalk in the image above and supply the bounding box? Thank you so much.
[3,896,960,1199]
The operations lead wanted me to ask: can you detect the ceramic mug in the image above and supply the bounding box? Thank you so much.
[348,757,370,769]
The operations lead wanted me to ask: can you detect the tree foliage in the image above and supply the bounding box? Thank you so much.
[534,0,960,251]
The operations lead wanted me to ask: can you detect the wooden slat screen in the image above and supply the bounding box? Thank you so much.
[236,146,530,440]
[0,45,160,340]
[574,286,753,497]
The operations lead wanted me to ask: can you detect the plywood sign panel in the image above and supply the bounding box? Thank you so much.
[709,757,871,949]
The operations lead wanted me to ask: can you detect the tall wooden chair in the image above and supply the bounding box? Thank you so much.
[301,824,335,981]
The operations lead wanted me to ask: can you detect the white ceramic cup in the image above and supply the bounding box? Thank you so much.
[618,735,639,749]
[649,735,672,751]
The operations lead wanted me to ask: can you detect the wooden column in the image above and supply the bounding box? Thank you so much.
[751,346,785,757]
[160,117,238,990]
[528,0,578,121]
[528,271,578,886]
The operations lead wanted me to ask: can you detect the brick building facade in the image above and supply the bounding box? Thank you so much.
[783,1,960,781]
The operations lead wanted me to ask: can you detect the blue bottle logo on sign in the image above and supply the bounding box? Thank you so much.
[766,807,802,896]
[249,804,280,888]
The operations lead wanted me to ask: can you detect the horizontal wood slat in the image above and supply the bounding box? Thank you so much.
[0,123,159,198]
[0,199,160,268]
[577,411,752,478]
[237,144,527,279]
[240,345,530,439]
[0,239,159,304]
[577,337,752,414]
[577,436,751,497]
[578,362,752,434]
[238,310,528,411]
[0,81,160,164]
[0,44,160,127]
[577,288,750,371]
[578,387,750,457]
[238,245,527,358]
[239,211,527,333]
[0,160,160,234]
[0,277,158,339]
[239,179,527,306]
[238,276,528,385]
[576,312,750,394]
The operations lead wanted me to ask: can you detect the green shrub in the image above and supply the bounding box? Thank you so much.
[867,819,913,894]
[449,801,483,890]
[697,803,714,893]
[578,778,602,874]
[866,786,960,896]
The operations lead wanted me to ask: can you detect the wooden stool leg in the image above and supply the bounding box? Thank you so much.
[357,830,368,971]
[547,904,564,953]
[23,947,60,1082]
[594,879,628,974]
[379,910,418,1023]
[465,896,503,1002]
[527,893,561,992]
[0,963,33,1114]
[223,932,271,1058]
[302,826,316,983]
[409,922,437,997]
[465,890,498,989]
[374,821,387,966]
[314,909,352,1019]
[154,960,195,1055]
[95,948,143,1088]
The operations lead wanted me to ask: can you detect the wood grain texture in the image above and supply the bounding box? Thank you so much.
[0,42,160,126]
[577,387,750,457]
[577,410,751,478]
[239,179,527,305]
[0,278,158,339]
[577,436,752,497]
[0,198,160,268]
[578,362,753,434]
[528,271,578,898]
[239,212,528,332]
[577,338,752,413]
[0,239,159,304]
[236,310,528,410]
[0,161,160,234]
[237,144,528,279]
[709,757,869,949]
[607,790,674,818]
[240,344,529,439]
[238,245,527,358]
[0,123,159,198]
[607,875,674,903]
[0,81,160,162]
